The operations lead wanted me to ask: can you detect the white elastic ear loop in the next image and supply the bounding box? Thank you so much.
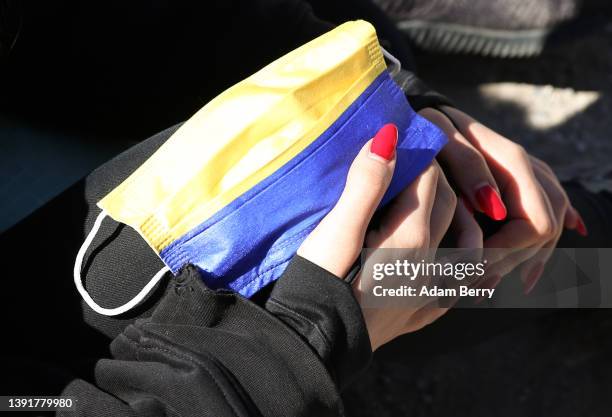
[73,210,171,316]
[381,46,401,77]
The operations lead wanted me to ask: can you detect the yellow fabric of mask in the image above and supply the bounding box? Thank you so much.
[98,20,386,253]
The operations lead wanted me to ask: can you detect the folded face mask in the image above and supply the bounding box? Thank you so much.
[74,20,447,316]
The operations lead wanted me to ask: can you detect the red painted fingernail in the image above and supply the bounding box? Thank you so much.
[475,185,507,221]
[576,213,588,237]
[524,262,544,295]
[370,124,398,161]
[461,197,474,215]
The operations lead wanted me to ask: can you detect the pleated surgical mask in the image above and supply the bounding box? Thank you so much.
[74,20,447,316]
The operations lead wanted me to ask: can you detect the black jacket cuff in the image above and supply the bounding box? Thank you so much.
[266,255,372,390]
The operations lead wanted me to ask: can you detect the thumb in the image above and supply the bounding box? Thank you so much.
[297,124,398,278]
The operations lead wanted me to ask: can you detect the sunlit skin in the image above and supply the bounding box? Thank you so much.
[420,106,585,293]
[298,126,462,351]
[298,105,586,350]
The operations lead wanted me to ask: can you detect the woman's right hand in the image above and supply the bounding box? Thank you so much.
[298,124,468,351]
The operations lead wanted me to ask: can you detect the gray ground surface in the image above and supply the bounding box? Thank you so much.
[344,311,612,417]
[343,21,612,417]
[419,21,612,192]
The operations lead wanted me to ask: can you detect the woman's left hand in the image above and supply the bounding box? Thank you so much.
[419,105,587,293]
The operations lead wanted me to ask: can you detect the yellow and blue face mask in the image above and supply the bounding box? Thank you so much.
[74,20,447,316]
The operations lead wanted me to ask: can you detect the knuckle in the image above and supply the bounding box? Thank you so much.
[510,143,528,160]
[536,217,557,239]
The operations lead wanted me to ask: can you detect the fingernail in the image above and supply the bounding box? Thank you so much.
[370,124,398,161]
[576,213,588,237]
[524,262,544,295]
[475,184,507,221]
[461,197,474,215]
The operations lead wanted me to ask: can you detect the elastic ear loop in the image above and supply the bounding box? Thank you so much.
[381,46,401,77]
[73,210,171,316]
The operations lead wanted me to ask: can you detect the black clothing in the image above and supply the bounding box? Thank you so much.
[0,0,452,347]
[1,120,372,417]
[58,260,369,417]
[1,0,611,416]
[0,0,439,414]
[2,118,612,416]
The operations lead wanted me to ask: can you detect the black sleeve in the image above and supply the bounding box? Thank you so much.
[60,257,372,417]
[266,256,372,390]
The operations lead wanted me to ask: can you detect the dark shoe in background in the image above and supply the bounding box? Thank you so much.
[374,0,584,57]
